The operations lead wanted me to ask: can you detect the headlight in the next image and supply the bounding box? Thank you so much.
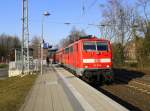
[106,65,110,68]
[85,65,88,68]
[83,59,95,63]
[100,58,111,63]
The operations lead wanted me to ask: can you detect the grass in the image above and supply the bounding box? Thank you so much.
[0,64,8,68]
[0,74,37,111]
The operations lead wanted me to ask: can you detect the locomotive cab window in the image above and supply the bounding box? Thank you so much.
[83,42,96,51]
[96,42,108,51]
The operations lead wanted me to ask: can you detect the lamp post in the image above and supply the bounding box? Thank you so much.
[41,11,50,75]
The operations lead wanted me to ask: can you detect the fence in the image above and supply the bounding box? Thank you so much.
[9,59,40,77]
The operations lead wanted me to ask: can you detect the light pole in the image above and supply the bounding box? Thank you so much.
[41,11,50,75]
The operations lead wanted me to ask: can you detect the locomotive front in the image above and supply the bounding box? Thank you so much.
[80,38,113,83]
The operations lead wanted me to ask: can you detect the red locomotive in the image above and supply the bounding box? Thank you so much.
[55,35,113,83]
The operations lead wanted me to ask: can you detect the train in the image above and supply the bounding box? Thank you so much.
[55,35,113,83]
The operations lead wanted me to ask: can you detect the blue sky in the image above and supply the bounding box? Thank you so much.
[0,0,107,45]
[0,0,138,45]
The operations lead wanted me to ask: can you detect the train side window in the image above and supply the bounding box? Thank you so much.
[69,46,73,53]
[76,44,78,52]
[65,48,69,53]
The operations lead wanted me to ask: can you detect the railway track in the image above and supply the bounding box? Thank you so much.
[115,75,150,95]
[97,73,150,111]
[57,66,150,111]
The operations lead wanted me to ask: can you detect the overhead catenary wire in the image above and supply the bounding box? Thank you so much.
[30,18,102,27]
[41,20,105,29]
[81,0,99,15]
[87,0,98,10]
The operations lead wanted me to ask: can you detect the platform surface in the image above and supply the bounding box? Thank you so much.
[20,67,74,111]
[20,65,128,111]
[55,65,128,111]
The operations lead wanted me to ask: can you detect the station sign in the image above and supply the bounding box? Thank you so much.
[43,43,52,49]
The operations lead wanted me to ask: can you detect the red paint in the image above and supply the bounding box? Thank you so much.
[55,37,112,70]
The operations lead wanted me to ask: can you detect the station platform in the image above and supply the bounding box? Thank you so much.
[20,65,128,111]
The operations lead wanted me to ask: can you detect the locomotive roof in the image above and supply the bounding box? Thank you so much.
[57,36,110,52]
[67,37,109,47]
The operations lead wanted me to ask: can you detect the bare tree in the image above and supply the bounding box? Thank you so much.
[99,0,142,65]
[99,0,150,66]
[30,36,41,59]
[0,34,21,62]
[69,27,87,42]
[59,27,87,48]
[100,0,139,44]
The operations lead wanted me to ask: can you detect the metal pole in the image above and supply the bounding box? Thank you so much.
[40,12,50,75]
[21,0,25,74]
[41,16,44,75]
[27,0,30,73]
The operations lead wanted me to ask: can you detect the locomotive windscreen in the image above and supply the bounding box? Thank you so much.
[96,42,108,51]
[83,41,108,51]
[83,42,96,51]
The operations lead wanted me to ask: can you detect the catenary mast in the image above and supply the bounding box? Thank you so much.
[21,0,29,74]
